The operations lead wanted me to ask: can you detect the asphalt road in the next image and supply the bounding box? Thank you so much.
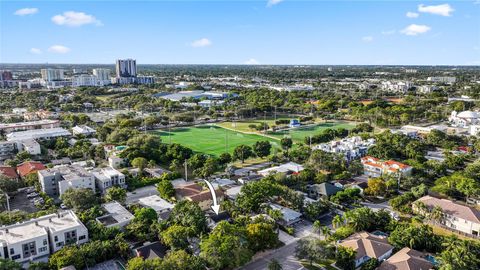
[240,241,305,270]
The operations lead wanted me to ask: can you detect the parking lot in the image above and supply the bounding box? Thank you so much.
[8,187,41,213]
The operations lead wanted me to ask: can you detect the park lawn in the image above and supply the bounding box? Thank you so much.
[268,121,356,143]
[150,125,281,157]
[217,116,293,133]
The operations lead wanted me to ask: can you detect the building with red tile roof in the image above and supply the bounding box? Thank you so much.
[0,166,19,180]
[361,156,412,178]
[175,182,224,211]
[378,247,434,270]
[339,231,394,268]
[16,161,46,178]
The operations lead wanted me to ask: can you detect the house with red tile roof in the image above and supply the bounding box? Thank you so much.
[361,156,412,178]
[175,182,224,211]
[16,161,46,178]
[0,166,19,180]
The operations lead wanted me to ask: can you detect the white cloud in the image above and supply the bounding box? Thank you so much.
[30,48,42,54]
[418,4,454,16]
[406,11,419,18]
[381,30,396,35]
[244,58,260,65]
[52,11,102,27]
[48,45,71,54]
[362,36,373,42]
[14,8,38,16]
[401,24,431,36]
[267,0,283,7]
[190,38,212,48]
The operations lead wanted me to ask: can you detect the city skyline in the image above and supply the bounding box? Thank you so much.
[1,1,479,65]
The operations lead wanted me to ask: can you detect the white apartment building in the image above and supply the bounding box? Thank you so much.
[0,120,60,133]
[91,167,126,193]
[6,128,71,142]
[0,211,88,266]
[92,68,111,85]
[38,165,95,197]
[427,76,456,84]
[72,74,98,87]
[313,136,375,161]
[380,81,413,93]
[414,196,480,237]
[17,139,41,155]
[40,69,64,82]
[0,141,17,160]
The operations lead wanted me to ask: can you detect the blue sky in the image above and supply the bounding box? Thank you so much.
[1,0,479,65]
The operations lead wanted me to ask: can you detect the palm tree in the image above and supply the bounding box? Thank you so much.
[429,206,443,225]
[313,220,322,234]
[268,259,283,270]
[332,215,345,229]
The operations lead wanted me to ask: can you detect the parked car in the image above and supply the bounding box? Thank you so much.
[26,193,39,199]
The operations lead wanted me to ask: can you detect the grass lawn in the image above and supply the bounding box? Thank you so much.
[217,116,293,133]
[268,121,356,143]
[150,125,281,156]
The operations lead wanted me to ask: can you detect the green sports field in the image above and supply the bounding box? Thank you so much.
[268,121,356,143]
[150,125,281,156]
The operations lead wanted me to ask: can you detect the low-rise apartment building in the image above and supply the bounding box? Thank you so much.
[413,196,480,237]
[0,120,60,133]
[91,167,126,193]
[0,211,88,266]
[361,156,412,178]
[6,128,71,142]
[313,136,375,161]
[0,141,17,160]
[38,165,95,197]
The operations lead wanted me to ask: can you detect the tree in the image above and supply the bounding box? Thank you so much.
[157,179,175,200]
[160,224,192,250]
[344,207,378,232]
[131,157,148,173]
[336,246,356,270]
[61,188,98,211]
[295,237,334,266]
[438,238,480,270]
[169,200,207,235]
[233,145,254,163]
[104,186,127,204]
[365,178,387,197]
[280,137,293,154]
[200,221,253,270]
[360,258,379,270]
[0,258,21,270]
[268,259,283,270]
[332,215,345,229]
[161,250,205,270]
[246,221,278,252]
[253,141,272,158]
[388,223,440,252]
[219,153,232,165]
[304,200,330,221]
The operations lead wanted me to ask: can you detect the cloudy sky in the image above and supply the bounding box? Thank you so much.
[1,1,479,65]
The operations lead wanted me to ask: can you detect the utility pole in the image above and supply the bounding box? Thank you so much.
[184,160,188,181]
[264,111,267,134]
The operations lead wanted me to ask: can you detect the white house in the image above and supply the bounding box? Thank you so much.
[449,111,480,128]
[339,231,394,268]
[91,167,126,193]
[96,201,134,228]
[258,162,304,177]
[38,165,95,197]
[0,211,88,266]
[72,125,96,136]
[413,196,480,237]
[361,156,412,178]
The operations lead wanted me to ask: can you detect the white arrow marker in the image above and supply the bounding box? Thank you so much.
[203,179,220,215]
